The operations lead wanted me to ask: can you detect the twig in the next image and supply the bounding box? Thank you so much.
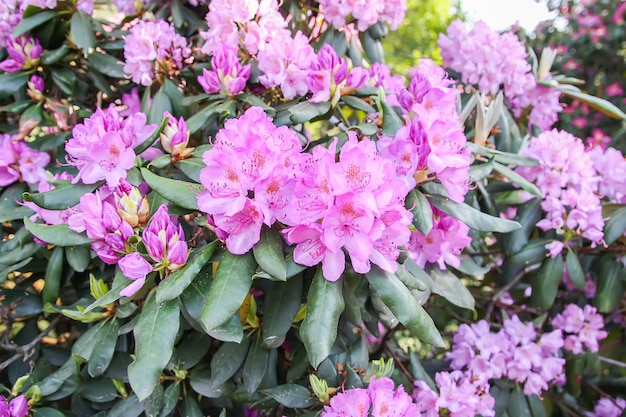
[384,342,414,384]
[0,316,61,373]
[485,268,530,319]
[598,355,626,369]
[578,245,626,254]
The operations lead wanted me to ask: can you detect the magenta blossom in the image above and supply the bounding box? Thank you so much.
[0,134,50,187]
[119,252,153,297]
[0,394,28,417]
[198,43,250,95]
[0,35,43,72]
[142,205,189,272]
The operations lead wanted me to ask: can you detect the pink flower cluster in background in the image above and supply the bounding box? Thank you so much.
[552,304,607,354]
[65,106,156,187]
[321,376,420,416]
[317,0,407,31]
[438,19,562,129]
[0,35,42,73]
[517,129,605,245]
[588,397,626,417]
[197,106,413,281]
[123,19,191,86]
[413,371,495,417]
[0,133,50,186]
[447,316,566,397]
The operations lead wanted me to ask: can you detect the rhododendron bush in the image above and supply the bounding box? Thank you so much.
[0,0,625,416]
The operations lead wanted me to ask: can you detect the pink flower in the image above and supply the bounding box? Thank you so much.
[0,134,50,186]
[283,224,345,282]
[588,397,626,417]
[0,35,42,72]
[142,205,189,271]
[119,253,153,297]
[198,43,250,95]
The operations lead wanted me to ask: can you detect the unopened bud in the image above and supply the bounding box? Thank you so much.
[160,112,193,160]
[115,180,150,228]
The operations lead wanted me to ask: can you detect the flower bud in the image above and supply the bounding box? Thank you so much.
[160,112,192,160]
[9,395,28,417]
[27,75,45,102]
[115,179,150,228]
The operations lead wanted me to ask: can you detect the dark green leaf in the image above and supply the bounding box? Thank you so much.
[186,101,222,134]
[87,52,126,78]
[142,384,164,417]
[604,206,626,246]
[410,351,436,391]
[159,382,180,417]
[200,250,256,332]
[508,238,552,267]
[429,267,475,310]
[0,72,30,96]
[181,393,203,417]
[65,245,91,272]
[366,266,444,347]
[289,101,331,124]
[300,267,344,368]
[262,275,303,348]
[70,11,95,53]
[508,388,532,417]
[108,394,144,417]
[156,241,216,302]
[340,96,376,113]
[32,408,66,417]
[88,318,120,377]
[128,296,180,401]
[177,157,204,183]
[39,355,82,398]
[23,181,100,210]
[593,256,624,313]
[24,218,93,246]
[51,67,76,96]
[262,384,317,408]
[40,44,70,65]
[253,226,287,281]
[493,162,542,198]
[13,9,57,37]
[189,368,235,398]
[135,116,169,156]
[84,270,132,312]
[500,198,542,256]
[405,189,433,235]
[378,88,403,135]
[244,334,269,394]
[208,312,244,343]
[428,195,520,233]
[148,88,173,125]
[558,86,626,120]
[469,157,495,182]
[530,254,564,309]
[78,377,118,403]
[565,250,585,290]
[42,246,64,306]
[360,30,385,64]
[238,93,274,112]
[71,321,104,360]
[0,242,40,265]
[0,289,43,319]
[140,168,199,210]
[210,337,252,386]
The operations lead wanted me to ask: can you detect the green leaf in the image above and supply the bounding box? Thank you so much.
[32,408,66,417]
[186,101,222,134]
[51,67,77,96]
[428,195,520,233]
[558,86,626,120]
[88,318,120,377]
[127,296,180,401]
[253,226,287,281]
[210,337,252,386]
[159,382,180,417]
[500,198,543,256]
[604,206,626,246]
[78,377,118,403]
[87,52,126,78]
[262,384,317,408]
[237,93,274,112]
[530,254,564,309]
[83,270,132,312]
[181,393,203,417]
[65,245,91,272]
[42,246,64,306]
[0,72,30,96]
[593,256,624,313]
[469,157,495,182]
[366,265,445,347]
[508,388,532,417]
[142,384,164,417]
[565,249,585,290]
[0,289,42,319]
[493,162,542,198]
[39,355,82,398]
[71,321,104,360]
[156,241,216,302]
[360,30,385,63]
[13,9,57,37]
[148,88,173,125]
[378,87,403,135]
[243,334,269,394]
[428,267,475,310]
[466,142,539,167]
[300,267,344,368]
[24,218,93,246]
[207,312,244,343]
[177,157,204,183]
[289,101,331,124]
[262,275,303,348]
[140,168,199,210]
[70,11,95,53]
[40,44,70,65]
[23,181,101,210]
[108,394,144,417]
[200,250,256,332]
[340,96,376,113]
[405,189,433,235]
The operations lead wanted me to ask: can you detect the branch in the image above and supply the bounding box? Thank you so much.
[0,316,61,373]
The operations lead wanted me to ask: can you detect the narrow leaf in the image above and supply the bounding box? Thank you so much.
[243,334,269,394]
[262,384,317,408]
[366,266,444,347]
[565,250,585,290]
[70,11,95,53]
[428,195,520,233]
[493,162,542,197]
[200,251,256,332]
[405,189,433,235]
[42,246,64,306]
[530,254,564,309]
[23,181,101,210]
[299,267,344,368]
[140,168,199,210]
[253,226,287,281]
[210,337,252,386]
[24,217,93,246]
[88,318,120,377]
[262,275,303,348]
[128,296,180,401]
[13,9,57,37]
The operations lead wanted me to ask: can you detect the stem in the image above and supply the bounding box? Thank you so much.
[384,342,414,384]
[0,316,61,373]
[485,267,531,319]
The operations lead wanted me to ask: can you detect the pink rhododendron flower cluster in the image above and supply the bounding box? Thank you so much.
[112,0,143,15]
[517,129,605,245]
[0,35,43,73]
[0,134,50,186]
[447,316,566,397]
[65,106,156,187]
[413,371,495,417]
[198,43,251,96]
[552,304,608,354]
[588,397,626,417]
[438,19,562,129]
[321,376,420,416]
[396,60,472,203]
[0,394,28,417]
[589,145,626,204]
[123,19,191,86]
[407,207,472,270]
[317,0,407,31]
[0,1,27,49]
[197,106,412,281]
